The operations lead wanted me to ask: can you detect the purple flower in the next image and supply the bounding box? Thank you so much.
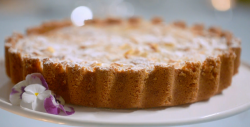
[10,73,74,116]
[10,73,49,105]
[9,80,28,105]
[44,95,75,115]
[20,84,51,111]
[20,86,26,99]
[44,95,60,114]
[10,88,19,95]
[25,73,49,90]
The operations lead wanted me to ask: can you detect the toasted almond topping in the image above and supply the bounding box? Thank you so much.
[164,43,175,47]
[119,43,130,50]
[91,62,102,67]
[32,52,39,56]
[151,17,163,24]
[222,30,233,42]
[173,21,186,29]
[80,46,86,49]
[111,63,123,67]
[191,24,204,36]
[129,37,139,44]
[105,18,122,25]
[148,43,159,52]
[128,17,141,24]
[191,24,204,31]
[47,46,55,53]
[84,19,101,25]
[133,49,140,55]
[209,26,222,36]
[124,49,134,58]
[140,52,148,57]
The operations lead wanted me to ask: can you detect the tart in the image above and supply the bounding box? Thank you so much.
[5,17,241,109]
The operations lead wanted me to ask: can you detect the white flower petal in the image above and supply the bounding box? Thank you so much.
[9,94,21,105]
[57,95,65,105]
[25,91,33,95]
[25,84,46,94]
[52,96,59,106]
[20,98,44,111]
[9,80,28,105]
[12,80,28,92]
[37,90,51,101]
[58,96,65,105]
[31,99,37,110]
[34,99,46,112]
[51,92,65,105]
[51,92,58,105]
[20,101,33,110]
[26,74,42,85]
[22,92,36,103]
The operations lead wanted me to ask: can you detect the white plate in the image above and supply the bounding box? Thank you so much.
[0,59,250,126]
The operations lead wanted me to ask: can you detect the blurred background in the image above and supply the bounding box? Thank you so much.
[0,0,250,126]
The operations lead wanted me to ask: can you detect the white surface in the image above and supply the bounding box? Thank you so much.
[1,59,250,126]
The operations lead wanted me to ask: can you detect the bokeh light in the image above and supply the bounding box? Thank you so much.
[211,0,231,11]
[71,6,93,26]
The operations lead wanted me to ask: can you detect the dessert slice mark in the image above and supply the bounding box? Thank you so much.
[95,67,116,108]
[197,57,221,101]
[43,60,70,102]
[172,62,201,105]
[143,65,175,108]
[109,69,147,108]
[9,51,24,83]
[217,51,235,93]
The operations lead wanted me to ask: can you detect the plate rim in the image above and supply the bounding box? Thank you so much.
[1,99,250,126]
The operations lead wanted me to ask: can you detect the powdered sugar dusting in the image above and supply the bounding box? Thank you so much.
[10,21,240,69]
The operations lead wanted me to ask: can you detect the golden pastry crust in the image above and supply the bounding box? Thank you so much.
[5,18,241,109]
[26,20,72,35]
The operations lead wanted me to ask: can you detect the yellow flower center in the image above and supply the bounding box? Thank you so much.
[35,93,39,96]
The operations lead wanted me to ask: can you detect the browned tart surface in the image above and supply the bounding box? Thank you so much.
[5,17,241,108]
